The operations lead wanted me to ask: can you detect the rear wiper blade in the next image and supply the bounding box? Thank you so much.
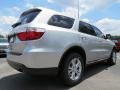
[12,22,21,28]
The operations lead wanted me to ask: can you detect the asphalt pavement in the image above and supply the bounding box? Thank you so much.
[0,53,120,90]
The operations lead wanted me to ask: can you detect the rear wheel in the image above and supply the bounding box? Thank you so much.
[107,49,117,65]
[60,53,84,86]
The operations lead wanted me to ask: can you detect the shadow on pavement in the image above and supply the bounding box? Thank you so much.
[0,74,69,90]
[83,62,111,80]
[0,62,111,90]
[0,54,6,58]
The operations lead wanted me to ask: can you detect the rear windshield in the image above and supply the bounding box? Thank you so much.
[12,9,41,28]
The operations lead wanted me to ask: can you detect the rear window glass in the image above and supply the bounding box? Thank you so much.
[12,9,40,28]
[48,15,74,29]
[20,9,40,24]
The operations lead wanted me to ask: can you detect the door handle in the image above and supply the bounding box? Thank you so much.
[81,37,87,40]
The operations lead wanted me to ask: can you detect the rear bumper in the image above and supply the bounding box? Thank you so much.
[7,60,58,75]
[7,51,61,69]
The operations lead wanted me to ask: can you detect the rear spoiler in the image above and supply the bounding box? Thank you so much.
[12,22,21,28]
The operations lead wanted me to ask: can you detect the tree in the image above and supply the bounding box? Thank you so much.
[111,35,120,40]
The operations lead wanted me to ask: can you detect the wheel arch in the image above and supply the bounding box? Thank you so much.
[58,46,86,70]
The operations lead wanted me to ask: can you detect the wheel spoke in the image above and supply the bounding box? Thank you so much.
[68,57,82,81]
[68,66,73,70]
[75,69,80,75]
[68,67,73,74]
[71,72,75,80]
[76,59,81,68]
[113,52,117,63]
[71,59,76,67]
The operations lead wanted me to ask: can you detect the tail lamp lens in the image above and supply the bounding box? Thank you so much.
[17,28,44,41]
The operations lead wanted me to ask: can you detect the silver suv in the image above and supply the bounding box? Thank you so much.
[7,7,117,86]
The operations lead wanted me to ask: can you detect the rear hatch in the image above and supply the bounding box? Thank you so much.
[8,9,42,54]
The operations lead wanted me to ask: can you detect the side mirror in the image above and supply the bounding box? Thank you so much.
[105,34,112,39]
[101,35,106,39]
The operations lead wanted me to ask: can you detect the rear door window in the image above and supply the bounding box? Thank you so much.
[12,9,41,28]
[79,21,96,36]
[92,26,104,38]
[48,15,74,29]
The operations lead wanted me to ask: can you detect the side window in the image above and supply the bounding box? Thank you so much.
[48,15,74,29]
[92,26,104,38]
[79,21,96,36]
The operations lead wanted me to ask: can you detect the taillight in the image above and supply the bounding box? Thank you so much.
[17,28,45,41]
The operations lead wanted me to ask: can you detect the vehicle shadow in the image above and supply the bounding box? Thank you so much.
[83,62,111,80]
[0,62,111,90]
[0,54,6,58]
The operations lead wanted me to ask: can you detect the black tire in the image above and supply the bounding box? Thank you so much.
[117,50,120,52]
[107,49,117,65]
[59,53,84,86]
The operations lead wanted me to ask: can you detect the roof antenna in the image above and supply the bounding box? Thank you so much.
[78,0,80,19]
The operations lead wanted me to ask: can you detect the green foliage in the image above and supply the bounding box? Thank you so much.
[111,36,120,40]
